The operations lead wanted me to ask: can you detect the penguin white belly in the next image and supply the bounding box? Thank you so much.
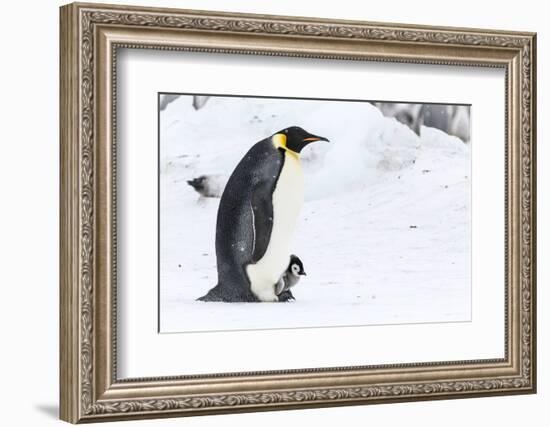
[247,152,304,302]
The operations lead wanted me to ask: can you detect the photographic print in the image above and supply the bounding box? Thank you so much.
[60,5,536,420]
[159,94,471,333]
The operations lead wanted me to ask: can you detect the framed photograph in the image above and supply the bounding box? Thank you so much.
[60,2,537,423]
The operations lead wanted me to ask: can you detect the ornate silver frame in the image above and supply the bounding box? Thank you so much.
[60,2,537,423]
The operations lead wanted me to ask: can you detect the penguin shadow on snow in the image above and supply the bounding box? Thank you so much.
[193,126,329,303]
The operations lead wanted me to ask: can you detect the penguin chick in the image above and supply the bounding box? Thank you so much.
[275,255,306,301]
[187,174,227,198]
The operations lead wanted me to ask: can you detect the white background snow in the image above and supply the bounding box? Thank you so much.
[159,95,471,333]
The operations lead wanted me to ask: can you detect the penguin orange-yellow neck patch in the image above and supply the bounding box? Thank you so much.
[272,133,287,149]
[273,133,299,158]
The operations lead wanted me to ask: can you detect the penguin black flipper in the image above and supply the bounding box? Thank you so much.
[250,180,276,263]
[274,277,286,296]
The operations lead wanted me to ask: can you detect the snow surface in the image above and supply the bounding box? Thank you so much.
[159,95,471,333]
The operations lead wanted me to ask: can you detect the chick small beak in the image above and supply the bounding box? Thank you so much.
[300,271,307,276]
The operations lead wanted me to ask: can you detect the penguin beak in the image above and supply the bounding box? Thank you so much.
[302,134,329,143]
[300,271,307,276]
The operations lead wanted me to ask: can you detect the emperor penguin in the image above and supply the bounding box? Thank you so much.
[197,126,328,302]
[187,174,227,198]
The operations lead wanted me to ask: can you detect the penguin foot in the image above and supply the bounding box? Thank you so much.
[278,290,295,302]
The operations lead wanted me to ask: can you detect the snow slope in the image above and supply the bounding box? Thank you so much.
[159,95,471,333]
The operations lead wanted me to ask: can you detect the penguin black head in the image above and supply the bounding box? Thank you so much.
[187,176,207,191]
[273,126,329,154]
[288,254,306,277]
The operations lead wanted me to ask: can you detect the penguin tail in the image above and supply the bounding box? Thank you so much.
[197,283,259,302]
[197,284,225,302]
